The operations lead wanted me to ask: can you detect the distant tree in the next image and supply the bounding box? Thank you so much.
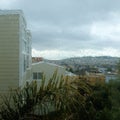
[107,67,112,72]
[69,67,74,73]
[117,60,120,74]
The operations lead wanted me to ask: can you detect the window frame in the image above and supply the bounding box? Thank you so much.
[33,72,43,80]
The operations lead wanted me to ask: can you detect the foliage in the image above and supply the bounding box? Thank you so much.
[0,71,91,120]
[0,71,114,120]
[117,60,120,74]
[73,82,112,120]
[88,83,112,120]
[108,80,120,120]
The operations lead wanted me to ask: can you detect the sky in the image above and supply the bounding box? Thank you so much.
[0,0,120,60]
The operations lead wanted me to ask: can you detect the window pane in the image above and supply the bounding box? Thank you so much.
[24,55,26,72]
[33,73,37,79]
[38,72,43,79]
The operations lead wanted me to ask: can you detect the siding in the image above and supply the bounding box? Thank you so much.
[32,62,66,82]
[0,14,19,91]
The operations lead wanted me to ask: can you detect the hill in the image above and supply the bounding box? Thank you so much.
[45,56,120,66]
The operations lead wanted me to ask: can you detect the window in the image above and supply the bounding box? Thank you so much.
[33,73,37,79]
[33,72,43,80]
[24,55,27,72]
[26,55,29,68]
[23,41,27,52]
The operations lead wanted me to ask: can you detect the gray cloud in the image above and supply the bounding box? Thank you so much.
[0,0,120,58]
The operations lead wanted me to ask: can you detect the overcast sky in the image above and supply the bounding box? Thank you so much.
[0,0,120,59]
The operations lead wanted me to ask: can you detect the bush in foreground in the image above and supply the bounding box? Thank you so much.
[0,72,91,120]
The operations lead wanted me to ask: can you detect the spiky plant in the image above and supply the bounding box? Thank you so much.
[0,71,91,120]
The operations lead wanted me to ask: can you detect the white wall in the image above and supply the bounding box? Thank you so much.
[32,62,66,84]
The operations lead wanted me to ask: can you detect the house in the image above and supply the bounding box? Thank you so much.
[0,10,32,94]
[32,57,43,63]
[32,62,66,84]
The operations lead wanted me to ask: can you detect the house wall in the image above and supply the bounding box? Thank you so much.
[0,10,32,94]
[0,14,20,93]
[32,62,66,85]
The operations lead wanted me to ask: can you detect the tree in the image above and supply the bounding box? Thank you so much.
[108,80,120,120]
[75,82,112,120]
[117,60,120,74]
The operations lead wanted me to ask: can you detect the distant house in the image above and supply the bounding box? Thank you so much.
[98,67,107,74]
[32,62,66,84]
[32,57,43,63]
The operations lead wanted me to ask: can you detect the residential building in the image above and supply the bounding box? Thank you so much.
[32,57,43,63]
[0,10,32,94]
[32,62,66,85]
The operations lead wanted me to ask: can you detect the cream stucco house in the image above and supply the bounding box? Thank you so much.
[32,62,66,84]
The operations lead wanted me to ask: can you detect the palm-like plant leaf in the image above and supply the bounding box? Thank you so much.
[0,71,91,120]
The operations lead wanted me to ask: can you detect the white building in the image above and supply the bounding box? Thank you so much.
[32,62,66,82]
[0,10,32,94]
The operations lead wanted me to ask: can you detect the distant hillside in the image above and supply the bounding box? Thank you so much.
[45,56,120,66]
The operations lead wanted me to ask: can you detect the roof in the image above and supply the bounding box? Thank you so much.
[32,61,65,69]
[0,9,27,26]
[65,71,77,76]
[0,9,23,15]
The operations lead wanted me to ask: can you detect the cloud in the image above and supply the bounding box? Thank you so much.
[1,0,120,59]
[90,21,120,41]
[32,48,120,60]
[0,0,18,8]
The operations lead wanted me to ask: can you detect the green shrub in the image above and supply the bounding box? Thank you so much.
[0,72,90,120]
